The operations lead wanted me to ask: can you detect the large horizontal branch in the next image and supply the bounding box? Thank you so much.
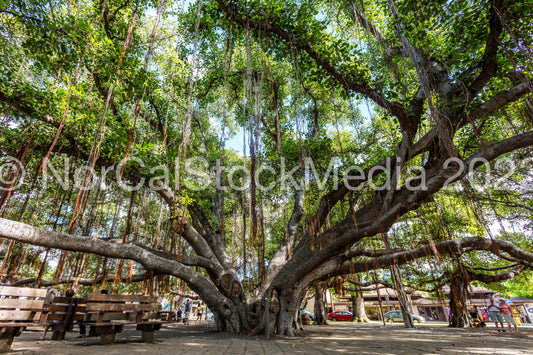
[464,130,533,170]
[409,80,533,161]
[468,267,525,284]
[345,246,403,258]
[344,280,438,294]
[346,278,393,289]
[343,266,526,294]
[466,80,533,123]
[298,82,532,246]
[133,242,222,274]
[3,272,156,287]
[0,217,233,315]
[467,263,519,272]
[0,88,229,279]
[275,128,533,291]
[331,237,533,277]
[0,85,222,266]
[215,0,406,122]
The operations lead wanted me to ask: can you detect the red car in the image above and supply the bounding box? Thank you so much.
[327,311,353,321]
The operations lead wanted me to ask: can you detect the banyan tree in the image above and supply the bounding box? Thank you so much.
[1,0,533,335]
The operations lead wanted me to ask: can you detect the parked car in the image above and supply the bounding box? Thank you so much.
[384,310,425,323]
[327,311,353,321]
[300,309,315,321]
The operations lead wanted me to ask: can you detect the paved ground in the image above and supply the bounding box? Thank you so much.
[8,321,533,354]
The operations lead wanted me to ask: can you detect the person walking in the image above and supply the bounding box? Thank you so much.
[487,295,505,332]
[184,299,191,325]
[498,299,518,332]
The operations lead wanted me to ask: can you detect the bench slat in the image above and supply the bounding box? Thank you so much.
[0,311,39,321]
[86,303,160,312]
[45,304,86,312]
[0,322,38,328]
[52,297,86,305]
[0,299,44,310]
[87,294,160,303]
[86,313,130,321]
[0,286,47,298]
[46,313,85,322]
[89,322,133,327]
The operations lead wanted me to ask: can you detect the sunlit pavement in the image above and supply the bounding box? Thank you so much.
[9,320,533,354]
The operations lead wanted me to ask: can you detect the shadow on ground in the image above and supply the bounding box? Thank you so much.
[8,321,533,354]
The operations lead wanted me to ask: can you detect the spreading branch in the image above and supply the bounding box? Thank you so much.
[330,237,533,277]
[4,272,155,287]
[0,217,233,315]
[215,0,407,122]
[467,0,504,95]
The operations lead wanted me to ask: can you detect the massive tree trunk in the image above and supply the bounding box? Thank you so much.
[313,283,328,325]
[448,268,470,328]
[262,288,299,336]
[351,294,370,323]
[2,216,533,335]
[1,2,532,337]
[0,0,532,337]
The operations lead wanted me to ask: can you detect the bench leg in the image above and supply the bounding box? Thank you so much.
[99,332,116,345]
[141,330,154,343]
[51,330,66,340]
[0,328,16,353]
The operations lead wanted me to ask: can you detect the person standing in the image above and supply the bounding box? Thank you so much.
[487,295,505,332]
[184,299,191,325]
[498,299,518,332]
[162,297,171,311]
[195,306,203,325]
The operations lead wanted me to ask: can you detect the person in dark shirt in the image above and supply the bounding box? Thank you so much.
[184,299,191,325]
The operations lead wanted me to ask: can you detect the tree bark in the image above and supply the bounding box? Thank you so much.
[351,294,370,323]
[390,265,414,328]
[313,283,328,325]
[448,268,470,328]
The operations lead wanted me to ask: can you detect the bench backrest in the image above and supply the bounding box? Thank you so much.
[44,297,86,326]
[0,286,47,324]
[86,294,162,322]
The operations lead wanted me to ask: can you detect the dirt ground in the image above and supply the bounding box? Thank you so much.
[7,321,533,354]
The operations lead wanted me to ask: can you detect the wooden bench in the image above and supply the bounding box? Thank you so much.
[158,310,181,322]
[42,296,86,340]
[82,293,162,345]
[0,286,47,353]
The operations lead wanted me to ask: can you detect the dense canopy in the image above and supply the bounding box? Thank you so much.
[0,0,532,334]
